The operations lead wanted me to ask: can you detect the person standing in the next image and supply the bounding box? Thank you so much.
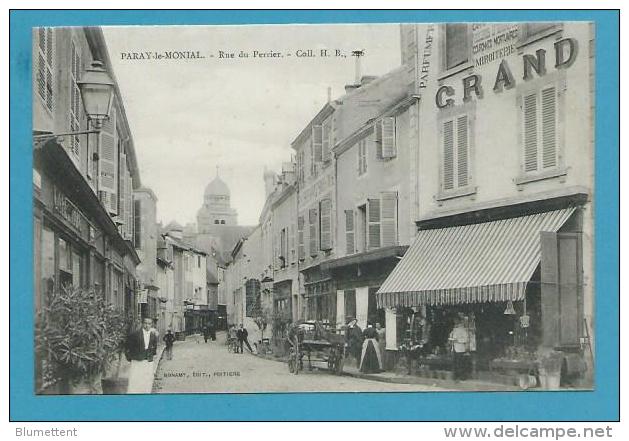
[125,317,158,394]
[375,322,386,368]
[345,318,363,368]
[202,324,210,343]
[237,324,252,354]
[448,314,471,381]
[163,329,175,360]
[360,324,383,373]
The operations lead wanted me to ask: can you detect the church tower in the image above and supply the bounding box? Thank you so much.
[196,169,238,233]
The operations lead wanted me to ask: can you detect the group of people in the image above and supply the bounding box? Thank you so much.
[345,318,386,374]
[227,324,253,354]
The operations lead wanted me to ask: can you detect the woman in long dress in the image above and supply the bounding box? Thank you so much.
[360,324,383,373]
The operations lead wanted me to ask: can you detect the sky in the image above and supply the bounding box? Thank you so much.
[103,24,401,226]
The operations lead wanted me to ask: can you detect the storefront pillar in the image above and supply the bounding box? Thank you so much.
[385,308,398,350]
[356,286,369,329]
[336,290,345,328]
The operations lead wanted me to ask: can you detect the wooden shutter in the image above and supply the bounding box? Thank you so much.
[99,106,118,214]
[289,224,295,263]
[381,117,397,158]
[298,215,305,260]
[345,209,355,255]
[367,198,381,249]
[322,120,332,162]
[541,86,558,169]
[69,41,81,160]
[119,152,127,236]
[319,199,332,251]
[523,92,538,173]
[445,24,469,70]
[443,120,455,190]
[45,28,53,110]
[375,122,383,159]
[456,115,469,187]
[540,231,559,347]
[37,29,46,101]
[309,208,318,257]
[380,191,398,247]
[126,170,134,241]
[312,125,323,163]
[558,233,580,346]
[134,199,142,249]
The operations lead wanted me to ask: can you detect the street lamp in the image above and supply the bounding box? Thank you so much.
[77,61,115,129]
[33,60,115,142]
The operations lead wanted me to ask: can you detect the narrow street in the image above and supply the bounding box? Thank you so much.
[153,334,444,393]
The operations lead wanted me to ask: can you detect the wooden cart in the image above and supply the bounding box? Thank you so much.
[287,321,345,375]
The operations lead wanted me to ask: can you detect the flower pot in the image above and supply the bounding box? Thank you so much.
[59,373,103,394]
[101,377,129,394]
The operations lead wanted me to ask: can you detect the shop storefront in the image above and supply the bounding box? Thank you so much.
[322,246,408,332]
[302,267,335,325]
[34,140,140,317]
[377,204,590,386]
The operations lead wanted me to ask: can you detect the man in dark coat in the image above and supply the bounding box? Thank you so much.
[345,318,363,367]
[236,324,252,354]
[163,329,176,360]
[125,317,158,393]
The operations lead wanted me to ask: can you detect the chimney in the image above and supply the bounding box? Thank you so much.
[327,87,332,103]
[352,50,364,84]
[263,166,276,198]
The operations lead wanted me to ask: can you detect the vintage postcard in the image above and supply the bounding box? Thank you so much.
[31,21,597,397]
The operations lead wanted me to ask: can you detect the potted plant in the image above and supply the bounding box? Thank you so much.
[35,286,128,394]
[536,349,564,390]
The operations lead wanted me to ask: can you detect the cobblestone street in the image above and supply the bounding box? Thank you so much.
[152,334,444,393]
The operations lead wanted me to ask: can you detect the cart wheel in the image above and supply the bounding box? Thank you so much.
[335,354,345,375]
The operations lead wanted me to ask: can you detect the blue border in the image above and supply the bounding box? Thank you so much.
[10,10,619,421]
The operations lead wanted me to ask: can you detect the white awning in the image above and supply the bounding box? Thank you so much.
[376,208,576,308]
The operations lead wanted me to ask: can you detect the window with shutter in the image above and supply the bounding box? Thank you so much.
[442,120,455,190]
[298,215,305,260]
[381,117,397,159]
[445,24,470,71]
[441,116,470,192]
[99,106,118,214]
[134,199,142,249]
[119,152,127,237]
[313,125,323,163]
[289,224,295,263]
[322,120,332,162]
[375,122,383,159]
[69,41,81,161]
[127,171,134,241]
[345,210,355,255]
[358,140,367,176]
[309,208,318,257]
[541,87,558,169]
[367,198,381,249]
[37,28,54,111]
[521,86,558,174]
[456,115,469,187]
[523,92,538,172]
[319,199,332,251]
[380,191,398,247]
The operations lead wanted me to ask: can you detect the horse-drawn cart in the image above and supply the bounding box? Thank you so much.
[286,321,345,375]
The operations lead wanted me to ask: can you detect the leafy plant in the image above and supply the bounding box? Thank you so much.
[35,285,129,390]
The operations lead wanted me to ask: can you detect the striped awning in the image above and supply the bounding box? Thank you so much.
[376,208,576,308]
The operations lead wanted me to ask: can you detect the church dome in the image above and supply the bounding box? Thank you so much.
[204,176,230,197]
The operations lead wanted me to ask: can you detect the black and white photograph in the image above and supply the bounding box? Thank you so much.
[32,21,595,395]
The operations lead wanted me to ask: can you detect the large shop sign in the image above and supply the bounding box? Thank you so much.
[436,38,578,109]
[53,187,87,235]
